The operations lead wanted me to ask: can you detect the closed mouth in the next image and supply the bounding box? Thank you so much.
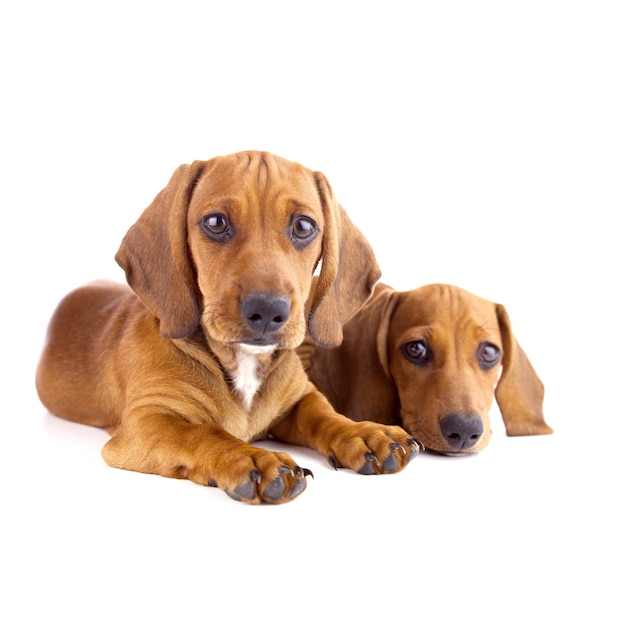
[236,341,277,355]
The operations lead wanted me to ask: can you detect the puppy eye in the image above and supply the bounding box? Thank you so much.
[290,215,318,248]
[201,213,232,242]
[403,340,432,367]
[477,342,501,370]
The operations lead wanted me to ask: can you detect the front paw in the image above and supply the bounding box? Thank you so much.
[213,448,313,504]
[327,423,423,475]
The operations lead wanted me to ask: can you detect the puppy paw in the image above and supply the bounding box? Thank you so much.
[216,449,313,504]
[327,423,423,475]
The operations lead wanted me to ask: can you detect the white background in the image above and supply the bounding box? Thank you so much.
[2,1,615,624]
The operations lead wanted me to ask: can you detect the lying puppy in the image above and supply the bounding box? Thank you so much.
[302,282,553,455]
[36,152,419,504]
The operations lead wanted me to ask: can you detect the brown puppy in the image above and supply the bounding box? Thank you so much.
[303,282,552,455]
[36,152,419,504]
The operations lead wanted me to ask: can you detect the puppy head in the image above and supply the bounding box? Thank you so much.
[385,284,551,455]
[115,151,379,351]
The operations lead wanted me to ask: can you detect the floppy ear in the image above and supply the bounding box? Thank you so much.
[373,285,398,377]
[304,283,400,424]
[494,304,553,436]
[340,283,400,424]
[308,172,381,347]
[115,161,206,339]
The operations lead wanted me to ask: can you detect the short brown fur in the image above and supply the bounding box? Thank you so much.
[36,152,419,503]
[302,282,552,455]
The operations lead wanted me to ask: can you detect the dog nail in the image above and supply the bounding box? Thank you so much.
[328,454,339,470]
[407,437,425,452]
[263,476,285,501]
[358,452,378,475]
[207,478,218,488]
[279,465,293,475]
[296,466,313,479]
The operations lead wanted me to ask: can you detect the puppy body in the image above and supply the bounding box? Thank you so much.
[38,282,294,443]
[304,282,553,456]
[37,152,418,503]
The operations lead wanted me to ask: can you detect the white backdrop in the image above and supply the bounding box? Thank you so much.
[2,2,615,624]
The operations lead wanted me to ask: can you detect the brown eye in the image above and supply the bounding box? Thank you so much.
[201,213,232,242]
[403,340,432,367]
[290,215,318,249]
[477,342,501,370]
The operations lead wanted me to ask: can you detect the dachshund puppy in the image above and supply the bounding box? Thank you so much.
[302,282,553,455]
[36,152,419,504]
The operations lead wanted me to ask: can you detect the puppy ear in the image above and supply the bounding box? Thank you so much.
[115,162,206,339]
[308,172,381,347]
[304,283,400,424]
[494,304,553,436]
[344,284,401,424]
[368,283,398,376]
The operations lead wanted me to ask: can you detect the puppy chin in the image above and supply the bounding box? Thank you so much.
[236,343,277,355]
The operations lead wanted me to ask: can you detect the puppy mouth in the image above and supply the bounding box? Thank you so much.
[430,448,479,457]
[235,340,278,355]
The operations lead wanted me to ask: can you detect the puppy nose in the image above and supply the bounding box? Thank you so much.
[440,414,484,450]
[241,294,290,333]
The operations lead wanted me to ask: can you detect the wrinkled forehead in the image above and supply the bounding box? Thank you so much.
[392,285,501,341]
[193,152,321,207]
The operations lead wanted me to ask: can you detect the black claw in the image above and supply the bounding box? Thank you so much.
[207,478,218,488]
[263,476,285,501]
[301,467,314,479]
[358,451,378,475]
[328,454,339,470]
[407,437,425,453]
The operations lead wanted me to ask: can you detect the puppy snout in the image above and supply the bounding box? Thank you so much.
[241,294,290,334]
[440,414,484,450]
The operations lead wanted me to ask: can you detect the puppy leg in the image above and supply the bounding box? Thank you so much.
[102,416,311,504]
[271,388,422,474]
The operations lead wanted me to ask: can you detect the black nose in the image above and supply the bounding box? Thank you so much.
[241,294,290,334]
[440,414,484,450]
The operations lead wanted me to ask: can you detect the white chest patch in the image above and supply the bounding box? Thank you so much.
[231,344,276,409]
